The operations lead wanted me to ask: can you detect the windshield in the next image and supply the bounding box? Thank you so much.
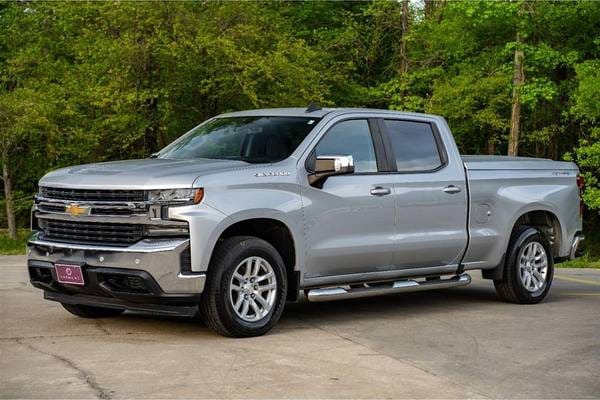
[158,116,320,163]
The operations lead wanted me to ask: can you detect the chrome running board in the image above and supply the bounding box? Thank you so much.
[306,274,471,302]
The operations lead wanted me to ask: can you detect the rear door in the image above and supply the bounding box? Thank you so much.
[379,118,469,269]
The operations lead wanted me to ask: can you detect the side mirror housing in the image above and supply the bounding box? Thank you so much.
[308,155,354,187]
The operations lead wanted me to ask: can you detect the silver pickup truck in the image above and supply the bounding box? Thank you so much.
[27,107,585,337]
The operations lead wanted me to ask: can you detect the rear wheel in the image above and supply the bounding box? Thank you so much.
[199,236,287,337]
[61,303,125,318]
[494,227,554,304]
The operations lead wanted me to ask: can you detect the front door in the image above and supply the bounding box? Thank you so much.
[301,118,397,279]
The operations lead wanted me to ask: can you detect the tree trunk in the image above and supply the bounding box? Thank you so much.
[399,0,409,75]
[424,0,443,20]
[424,0,435,19]
[508,34,524,156]
[487,136,496,155]
[2,156,17,239]
[144,96,160,154]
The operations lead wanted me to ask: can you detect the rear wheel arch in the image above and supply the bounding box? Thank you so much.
[509,210,562,258]
[493,226,554,304]
[482,209,562,280]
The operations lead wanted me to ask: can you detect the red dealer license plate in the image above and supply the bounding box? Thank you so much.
[55,264,85,286]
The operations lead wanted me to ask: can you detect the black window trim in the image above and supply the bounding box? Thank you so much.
[305,117,387,174]
[377,117,449,174]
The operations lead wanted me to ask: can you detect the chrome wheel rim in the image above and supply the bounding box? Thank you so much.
[519,241,548,292]
[229,256,277,322]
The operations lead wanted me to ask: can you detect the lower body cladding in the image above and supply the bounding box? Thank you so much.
[26,232,206,317]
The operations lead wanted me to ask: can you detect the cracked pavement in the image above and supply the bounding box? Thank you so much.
[1,255,599,399]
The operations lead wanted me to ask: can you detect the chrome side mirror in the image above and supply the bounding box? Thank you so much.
[308,155,354,187]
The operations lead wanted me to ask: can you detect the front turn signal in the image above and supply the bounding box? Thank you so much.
[193,188,204,204]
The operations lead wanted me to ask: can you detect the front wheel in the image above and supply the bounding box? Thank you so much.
[199,236,287,337]
[494,227,554,304]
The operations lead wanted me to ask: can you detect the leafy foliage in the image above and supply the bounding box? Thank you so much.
[0,1,598,237]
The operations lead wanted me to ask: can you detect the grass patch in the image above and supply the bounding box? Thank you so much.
[558,228,600,268]
[0,229,30,255]
[556,254,600,269]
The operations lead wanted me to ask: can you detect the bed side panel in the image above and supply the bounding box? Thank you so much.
[463,168,581,270]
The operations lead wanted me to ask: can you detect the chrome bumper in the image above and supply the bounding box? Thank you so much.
[569,233,585,260]
[26,232,205,294]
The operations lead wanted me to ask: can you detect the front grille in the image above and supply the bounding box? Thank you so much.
[40,220,143,245]
[40,187,144,202]
[38,201,138,216]
[90,208,135,216]
[180,246,192,274]
[101,274,151,294]
[38,203,66,213]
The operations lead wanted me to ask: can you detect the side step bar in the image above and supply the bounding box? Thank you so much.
[306,274,471,302]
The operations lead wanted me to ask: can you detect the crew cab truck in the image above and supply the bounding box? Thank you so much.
[27,108,585,337]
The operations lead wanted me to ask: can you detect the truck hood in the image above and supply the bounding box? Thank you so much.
[39,158,249,190]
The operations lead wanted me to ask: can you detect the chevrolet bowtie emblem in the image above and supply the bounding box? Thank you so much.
[65,203,91,217]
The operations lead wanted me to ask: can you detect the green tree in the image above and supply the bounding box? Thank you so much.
[568,60,600,210]
[0,0,599,244]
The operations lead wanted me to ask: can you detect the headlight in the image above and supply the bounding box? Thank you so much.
[145,188,204,205]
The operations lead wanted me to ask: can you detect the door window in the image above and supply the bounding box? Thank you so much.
[384,120,443,171]
[314,119,378,173]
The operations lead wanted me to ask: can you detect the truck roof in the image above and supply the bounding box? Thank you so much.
[217,107,443,120]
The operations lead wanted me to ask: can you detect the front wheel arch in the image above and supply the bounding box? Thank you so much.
[199,236,288,337]
[208,217,299,301]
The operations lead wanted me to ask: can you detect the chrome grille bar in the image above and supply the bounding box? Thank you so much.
[40,220,143,245]
[40,187,144,202]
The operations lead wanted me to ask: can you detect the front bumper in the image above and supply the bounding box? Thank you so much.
[27,232,206,296]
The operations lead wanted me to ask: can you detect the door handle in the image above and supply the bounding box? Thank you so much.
[443,185,462,194]
[370,186,392,196]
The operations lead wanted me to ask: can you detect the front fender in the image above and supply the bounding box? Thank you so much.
[204,208,305,272]
[181,183,305,272]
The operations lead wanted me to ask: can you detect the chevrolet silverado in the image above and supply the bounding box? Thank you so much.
[27,107,585,337]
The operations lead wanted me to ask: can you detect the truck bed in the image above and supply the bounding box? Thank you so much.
[462,155,577,171]
[460,154,580,271]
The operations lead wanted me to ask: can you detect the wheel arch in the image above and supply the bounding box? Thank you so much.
[482,206,563,280]
[207,215,299,301]
[509,208,563,258]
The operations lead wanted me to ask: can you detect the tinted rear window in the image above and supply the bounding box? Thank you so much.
[384,120,442,171]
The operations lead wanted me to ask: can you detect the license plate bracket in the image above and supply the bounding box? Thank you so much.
[54,263,85,286]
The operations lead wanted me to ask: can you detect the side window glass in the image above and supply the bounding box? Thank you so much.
[384,120,442,171]
[315,119,378,173]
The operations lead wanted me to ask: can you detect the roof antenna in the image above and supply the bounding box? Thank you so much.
[305,102,322,113]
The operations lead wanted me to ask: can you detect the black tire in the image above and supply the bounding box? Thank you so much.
[61,303,125,318]
[494,226,554,304]
[199,236,287,338]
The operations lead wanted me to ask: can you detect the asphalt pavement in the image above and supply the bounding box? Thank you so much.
[1,255,599,399]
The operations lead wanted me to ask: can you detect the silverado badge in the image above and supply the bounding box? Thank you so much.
[255,171,291,177]
[65,203,91,217]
